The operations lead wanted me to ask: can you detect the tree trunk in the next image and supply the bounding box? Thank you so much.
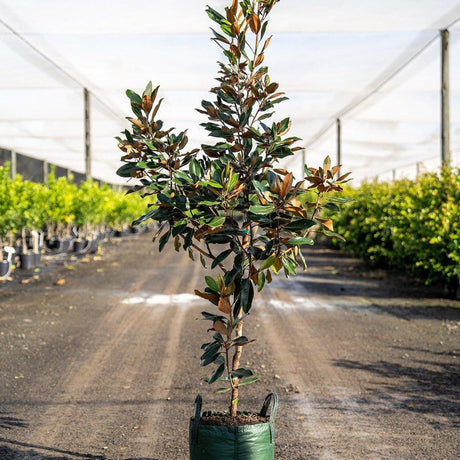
[229,320,243,416]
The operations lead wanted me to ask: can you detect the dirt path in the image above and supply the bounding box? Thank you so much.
[0,234,459,459]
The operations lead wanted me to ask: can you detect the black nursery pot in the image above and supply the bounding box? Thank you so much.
[33,252,41,268]
[0,260,9,277]
[189,393,278,460]
[52,239,72,253]
[89,238,100,254]
[73,239,87,253]
[114,229,129,237]
[20,253,34,270]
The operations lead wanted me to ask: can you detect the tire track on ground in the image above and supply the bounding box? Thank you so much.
[132,253,202,459]
[7,246,185,458]
[259,285,389,459]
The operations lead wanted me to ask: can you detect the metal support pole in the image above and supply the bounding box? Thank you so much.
[301,149,306,178]
[84,88,92,179]
[43,160,48,182]
[11,151,17,178]
[441,29,451,167]
[392,169,396,182]
[336,118,341,175]
[67,169,72,179]
[416,162,421,177]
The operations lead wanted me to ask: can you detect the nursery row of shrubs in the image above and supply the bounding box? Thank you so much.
[0,164,148,277]
[333,167,460,295]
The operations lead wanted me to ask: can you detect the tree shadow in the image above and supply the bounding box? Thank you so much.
[299,243,460,302]
[0,439,105,459]
[332,357,460,428]
[0,414,28,430]
[0,441,162,459]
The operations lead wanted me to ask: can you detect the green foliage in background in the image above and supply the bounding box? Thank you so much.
[333,168,460,291]
[0,163,146,238]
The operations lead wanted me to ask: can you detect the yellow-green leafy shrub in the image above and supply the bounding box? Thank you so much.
[334,168,460,292]
[0,164,147,238]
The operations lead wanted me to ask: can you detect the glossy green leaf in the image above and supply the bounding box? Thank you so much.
[214,387,231,393]
[208,216,226,227]
[252,180,266,196]
[260,254,276,270]
[126,89,142,105]
[231,368,253,378]
[287,237,314,246]
[323,202,340,212]
[249,204,274,215]
[201,342,221,363]
[208,362,225,384]
[232,335,251,345]
[211,249,233,269]
[201,351,221,367]
[257,271,265,291]
[282,256,296,275]
[205,275,219,292]
[284,219,317,232]
[322,230,346,242]
[238,376,260,386]
[240,278,254,313]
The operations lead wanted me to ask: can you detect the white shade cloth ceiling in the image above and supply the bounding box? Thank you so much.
[0,0,459,184]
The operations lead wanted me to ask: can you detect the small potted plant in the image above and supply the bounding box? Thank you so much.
[116,0,350,458]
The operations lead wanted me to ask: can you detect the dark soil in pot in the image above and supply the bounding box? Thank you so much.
[199,412,268,426]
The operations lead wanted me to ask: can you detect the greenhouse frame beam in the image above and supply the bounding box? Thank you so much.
[441,29,451,167]
[84,88,92,179]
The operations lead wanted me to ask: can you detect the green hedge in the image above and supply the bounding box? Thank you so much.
[333,168,460,292]
[0,164,146,240]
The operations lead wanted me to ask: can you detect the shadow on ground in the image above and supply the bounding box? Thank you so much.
[332,353,460,428]
[0,415,28,430]
[293,245,460,321]
[0,443,161,460]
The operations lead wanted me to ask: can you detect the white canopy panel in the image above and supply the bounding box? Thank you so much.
[0,0,459,184]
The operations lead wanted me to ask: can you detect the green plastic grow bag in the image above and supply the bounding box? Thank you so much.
[189,393,278,460]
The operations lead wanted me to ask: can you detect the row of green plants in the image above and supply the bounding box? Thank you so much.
[333,167,459,294]
[0,164,146,244]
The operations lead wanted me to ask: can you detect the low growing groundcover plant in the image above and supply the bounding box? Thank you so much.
[116,0,351,418]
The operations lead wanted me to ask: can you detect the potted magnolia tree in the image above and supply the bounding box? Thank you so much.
[116,0,350,458]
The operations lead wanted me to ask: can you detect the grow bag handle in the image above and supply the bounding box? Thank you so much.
[259,392,278,420]
[191,394,202,446]
[260,392,278,444]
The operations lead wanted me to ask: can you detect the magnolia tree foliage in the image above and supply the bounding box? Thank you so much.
[116,0,351,415]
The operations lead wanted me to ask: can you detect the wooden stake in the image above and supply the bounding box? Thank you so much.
[441,29,450,167]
